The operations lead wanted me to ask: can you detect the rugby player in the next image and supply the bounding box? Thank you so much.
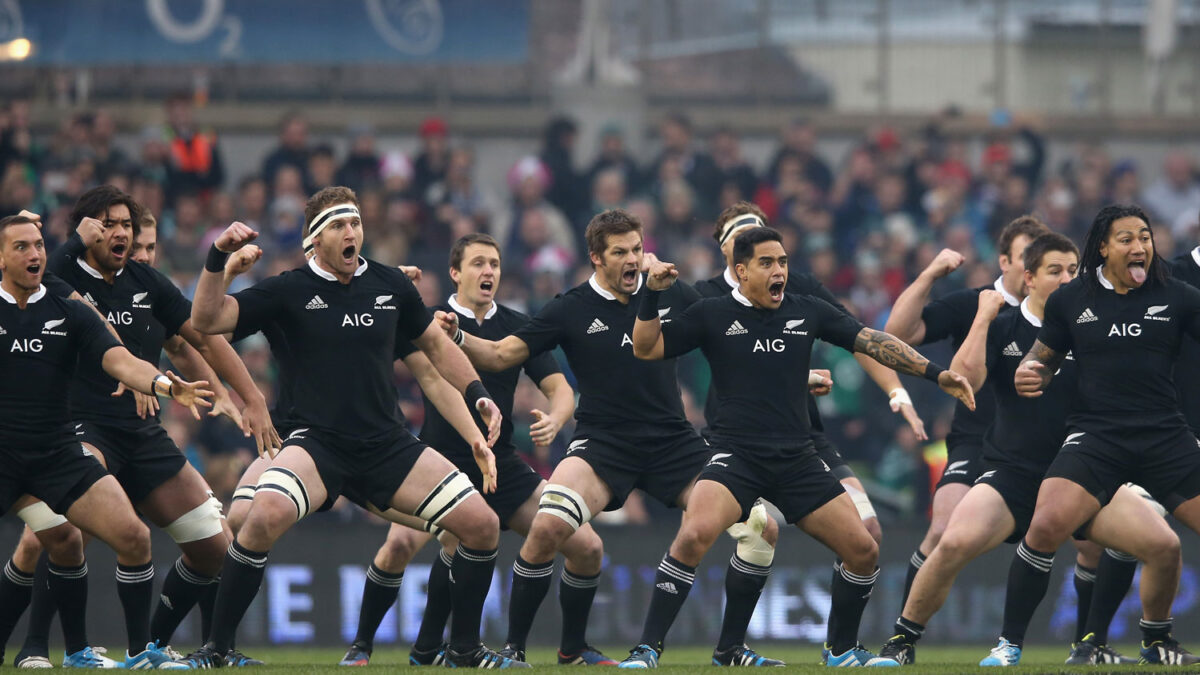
[876,233,1178,667]
[0,213,212,669]
[1002,204,1200,665]
[885,217,1046,606]
[440,209,781,667]
[186,187,526,669]
[621,226,974,668]
[697,202,929,544]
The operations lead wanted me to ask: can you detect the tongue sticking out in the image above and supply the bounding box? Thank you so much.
[1129,265,1147,284]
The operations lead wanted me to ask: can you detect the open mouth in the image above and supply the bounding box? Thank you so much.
[111,243,127,258]
[26,263,40,275]
[342,245,356,264]
[479,280,494,294]
[1128,260,1146,285]
[768,281,785,301]
[622,268,638,285]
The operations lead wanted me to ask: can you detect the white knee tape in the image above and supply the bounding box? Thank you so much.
[256,467,312,521]
[726,502,774,567]
[164,494,225,544]
[232,485,256,502]
[539,484,592,531]
[1125,482,1168,518]
[16,502,68,532]
[843,483,877,521]
[414,471,477,526]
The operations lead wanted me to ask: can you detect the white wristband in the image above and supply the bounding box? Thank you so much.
[889,387,912,411]
[808,371,827,386]
[153,375,172,398]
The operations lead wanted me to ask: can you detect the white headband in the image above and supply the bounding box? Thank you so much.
[718,214,764,245]
[302,203,360,250]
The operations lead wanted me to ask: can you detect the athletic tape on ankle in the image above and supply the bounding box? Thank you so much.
[842,482,877,520]
[414,471,476,526]
[164,494,225,543]
[16,501,68,532]
[256,467,312,521]
[538,484,592,531]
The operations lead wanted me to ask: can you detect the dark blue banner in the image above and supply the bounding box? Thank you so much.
[0,0,527,64]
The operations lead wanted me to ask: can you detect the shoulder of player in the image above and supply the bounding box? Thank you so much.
[784,271,820,295]
[494,302,531,323]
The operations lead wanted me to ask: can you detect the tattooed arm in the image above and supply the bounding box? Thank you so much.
[852,327,976,410]
[1014,340,1066,398]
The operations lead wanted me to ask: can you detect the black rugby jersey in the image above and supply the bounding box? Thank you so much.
[513,274,697,430]
[232,257,433,443]
[662,289,863,454]
[0,285,120,445]
[48,235,192,429]
[397,297,560,460]
[692,268,845,433]
[1039,271,1200,431]
[981,301,1077,473]
[1170,248,1200,435]
[919,279,1017,442]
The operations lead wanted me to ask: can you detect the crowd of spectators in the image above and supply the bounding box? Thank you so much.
[3,95,1199,525]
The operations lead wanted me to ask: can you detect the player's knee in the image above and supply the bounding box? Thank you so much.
[227,485,256,535]
[674,523,720,564]
[1024,514,1072,551]
[523,516,571,560]
[1139,531,1181,567]
[112,519,152,563]
[240,495,298,548]
[376,528,423,570]
[563,528,604,572]
[446,498,499,550]
[39,524,84,567]
[841,533,878,573]
[934,531,976,565]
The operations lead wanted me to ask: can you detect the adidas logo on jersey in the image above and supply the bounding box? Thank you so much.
[586,318,608,334]
[0,325,5,335]
[1002,341,1023,357]
[725,320,748,335]
[655,581,678,594]
[82,292,98,307]
[305,295,328,310]
[1076,308,1098,323]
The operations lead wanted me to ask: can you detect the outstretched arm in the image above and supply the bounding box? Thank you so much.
[403,351,494,448]
[100,348,214,420]
[852,327,975,410]
[1014,340,1066,398]
[438,311,531,372]
[883,248,965,343]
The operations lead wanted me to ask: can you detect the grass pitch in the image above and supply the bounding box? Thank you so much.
[196,643,1161,673]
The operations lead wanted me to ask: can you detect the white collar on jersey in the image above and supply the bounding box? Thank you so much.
[448,293,497,322]
[732,286,753,307]
[588,272,642,300]
[1020,296,1042,327]
[0,284,47,305]
[1191,245,1200,269]
[308,255,368,281]
[723,265,739,289]
[1096,265,1115,290]
[77,256,123,279]
[993,275,1019,306]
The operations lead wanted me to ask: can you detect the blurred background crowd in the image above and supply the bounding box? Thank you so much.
[4,0,1200,528]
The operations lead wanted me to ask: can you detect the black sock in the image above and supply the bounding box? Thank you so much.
[48,561,89,654]
[892,616,925,643]
[413,549,453,652]
[999,540,1055,648]
[1072,563,1096,643]
[1085,549,1138,645]
[448,544,497,653]
[151,558,216,646]
[0,559,34,651]
[1140,618,1173,645]
[559,568,600,655]
[198,578,218,643]
[899,550,925,613]
[637,554,696,652]
[116,562,154,655]
[18,555,54,659]
[505,555,553,650]
[210,542,268,654]
[826,562,878,655]
[716,555,770,651]
[352,564,403,651]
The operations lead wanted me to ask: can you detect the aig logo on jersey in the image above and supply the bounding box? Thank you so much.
[131,291,152,309]
[1144,304,1171,322]
[41,318,68,336]
[1108,323,1142,337]
[782,319,808,336]
[373,295,396,310]
[342,313,374,327]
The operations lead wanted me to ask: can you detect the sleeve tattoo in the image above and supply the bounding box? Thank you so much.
[1019,339,1065,387]
[853,328,929,378]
